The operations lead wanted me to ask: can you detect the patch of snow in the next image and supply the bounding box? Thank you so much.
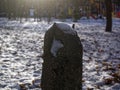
[55,22,77,35]
[51,38,64,57]
[80,16,88,20]
[110,83,120,90]
[0,18,120,90]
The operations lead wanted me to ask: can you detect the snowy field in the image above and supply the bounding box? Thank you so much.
[0,18,120,90]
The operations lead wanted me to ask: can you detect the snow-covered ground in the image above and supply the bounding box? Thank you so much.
[0,18,120,90]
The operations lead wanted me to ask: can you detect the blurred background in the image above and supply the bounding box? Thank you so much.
[0,0,120,19]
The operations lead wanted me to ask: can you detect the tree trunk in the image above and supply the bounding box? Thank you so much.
[105,0,112,32]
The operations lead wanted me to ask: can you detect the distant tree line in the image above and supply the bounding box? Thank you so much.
[0,0,82,20]
[0,0,119,21]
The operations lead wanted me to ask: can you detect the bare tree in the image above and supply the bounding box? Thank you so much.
[105,0,112,32]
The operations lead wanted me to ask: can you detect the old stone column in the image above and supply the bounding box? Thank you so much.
[41,23,83,90]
